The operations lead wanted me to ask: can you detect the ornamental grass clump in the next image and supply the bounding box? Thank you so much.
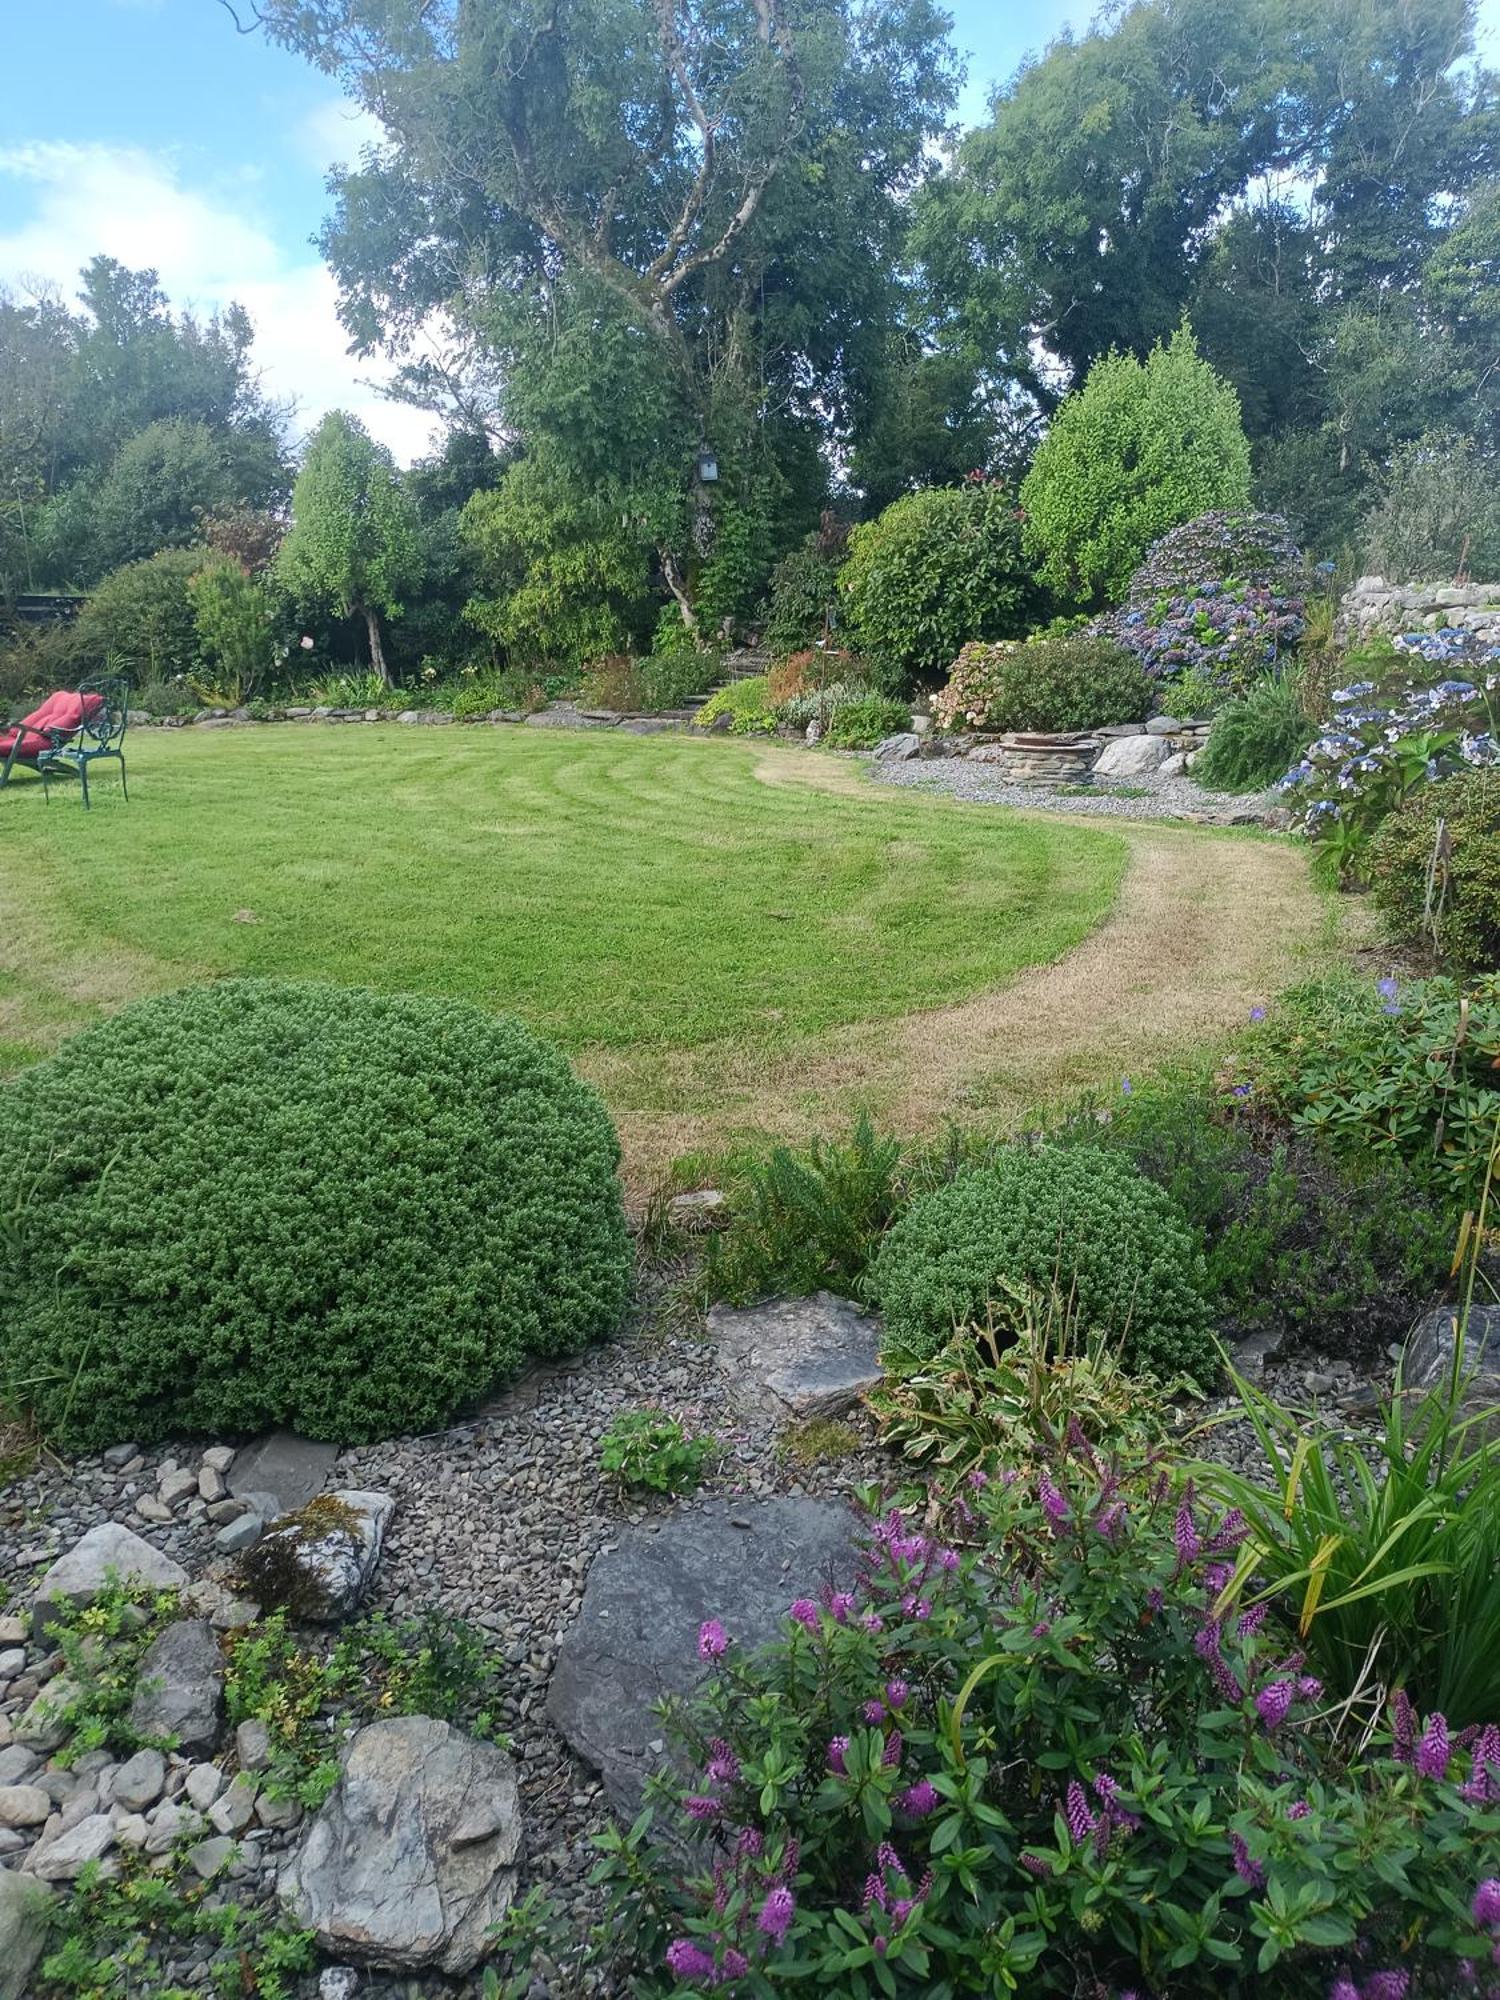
[0,979,631,1447]
[508,1432,1500,1996]
[868,1145,1218,1382]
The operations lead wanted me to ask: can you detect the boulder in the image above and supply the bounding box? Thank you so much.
[549,1495,861,1817]
[30,1524,188,1638]
[113,1747,167,1813]
[238,1491,393,1623]
[25,1812,115,1881]
[0,1783,50,1827]
[279,1716,521,1974]
[872,732,920,763]
[228,1431,339,1517]
[128,1620,224,1753]
[707,1292,883,1420]
[1404,1304,1500,1437]
[0,1867,53,2000]
[1092,734,1172,780]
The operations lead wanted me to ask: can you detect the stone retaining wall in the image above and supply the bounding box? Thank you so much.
[1338,575,1500,641]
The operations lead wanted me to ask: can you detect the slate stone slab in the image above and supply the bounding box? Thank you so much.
[31,1524,189,1638]
[707,1291,884,1419]
[128,1619,225,1753]
[279,1715,521,1974]
[549,1496,861,1817]
[0,1864,53,1998]
[1405,1303,1500,1438]
[229,1432,339,1517]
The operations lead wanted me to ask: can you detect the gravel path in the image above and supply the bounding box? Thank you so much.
[870,754,1281,825]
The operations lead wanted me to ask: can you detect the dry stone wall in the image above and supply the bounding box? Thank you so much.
[1339,576,1500,642]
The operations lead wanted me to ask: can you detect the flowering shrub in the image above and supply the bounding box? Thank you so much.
[1229,974,1500,1209]
[1095,510,1309,703]
[1278,629,1500,879]
[1371,770,1500,971]
[931,632,1152,732]
[530,1437,1500,1997]
[869,1146,1218,1382]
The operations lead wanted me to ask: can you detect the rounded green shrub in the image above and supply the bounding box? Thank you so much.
[1371,771,1500,971]
[0,980,631,1448]
[821,693,911,748]
[868,1146,1217,1380]
[839,482,1035,687]
[74,546,210,682]
[694,673,776,733]
[1193,674,1314,793]
[932,633,1153,732]
[1020,328,1252,602]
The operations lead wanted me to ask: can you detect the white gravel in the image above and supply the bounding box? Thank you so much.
[869,755,1285,825]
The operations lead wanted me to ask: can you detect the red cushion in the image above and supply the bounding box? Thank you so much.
[0,726,49,760]
[21,690,103,734]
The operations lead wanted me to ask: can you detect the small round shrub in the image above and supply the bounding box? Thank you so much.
[1126,510,1307,604]
[932,633,1153,732]
[839,482,1035,687]
[74,546,211,683]
[821,693,911,748]
[0,980,631,1448]
[868,1145,1217,1380]
[694,674,776,733]
[1371,771,1500,971]
[1193,673,1314,792]
[1020,329,1252,601]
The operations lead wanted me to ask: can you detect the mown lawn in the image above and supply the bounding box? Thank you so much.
[0,726,1126,1078]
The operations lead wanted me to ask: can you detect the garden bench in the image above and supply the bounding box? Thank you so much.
[0,676,130,807]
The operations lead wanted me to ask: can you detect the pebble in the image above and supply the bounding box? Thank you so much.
[872,755,1281,825]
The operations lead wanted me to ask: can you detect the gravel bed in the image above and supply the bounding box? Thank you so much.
[869,755,1281,825]
[0,1281,1390,1997]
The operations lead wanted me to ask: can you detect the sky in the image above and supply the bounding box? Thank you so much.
[1,0,1496,465]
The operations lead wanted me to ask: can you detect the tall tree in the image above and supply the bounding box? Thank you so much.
[276,412,423,681]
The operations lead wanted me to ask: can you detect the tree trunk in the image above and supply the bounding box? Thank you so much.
[362,605,391,684]
[659,548,699,630]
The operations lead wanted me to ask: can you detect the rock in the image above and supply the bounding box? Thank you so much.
[1145,714,1182,734]
[183,1762,225,1811]
[1158,752,1189,777]
[0,1867,53,2000]
[31,1524,188,1638]
[707,1292,883,1420]
[236,1718,273,1773]
[16,1679,77,1751]
[128,1620,224,1752]
[668,1189,728,1232]
[144,1800,202,1854]
[0,1617,24,1646]
[804,719,822,745]
[187,1834,236,1880]
[216,1513,266,1556]
[113,1812,149,1849]
[209,1775,258,1834]
[279,1716,521,1974]
[112,1748,166,1813]
[101,1443,139,1469]
[550,1495,861,1816]
[0,1747,39,1785]
[157,1468,198,1508]
[199,1466,229,1503]
[228,1431,339,1517]
[1404,1303,1500,1438]
[201,1445,236,1475]
[1091,733,1172,779]
[184,1579,261,1632]
[0,1783,51,1827]
[872,732,920,763]
[135,1496,174,1524]
[25,1811,115,1880]
[0,1649,24,1679]
[239,1492,393,1623]
[318,1970,361,2000]
[256,1790,303,1831]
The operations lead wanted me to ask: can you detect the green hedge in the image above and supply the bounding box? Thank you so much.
[868,1145,1217,1380]
[0,981,631,1447]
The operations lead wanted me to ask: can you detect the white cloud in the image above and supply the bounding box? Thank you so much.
[0,136,438,464]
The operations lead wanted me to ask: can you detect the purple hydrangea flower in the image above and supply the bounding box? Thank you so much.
[863,1699,886,1724]
[698,1620,728,1661]
[885,1679,909,1708]
[1256,1680,1295,1730]
[1475,1880,1500,1930]
[757,1885,795,1943]
[899,1777,939,1818]
[789,1598,820,1632]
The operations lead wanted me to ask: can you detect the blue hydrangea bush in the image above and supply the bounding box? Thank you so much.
[1097,510,1309,701]
[1278,629,1500,879]
[549,1434,1500,1997]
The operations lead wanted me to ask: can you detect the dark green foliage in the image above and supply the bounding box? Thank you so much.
[1372,771,1500,971]
[821,694,911,748]
[868,1145,1218,1380]
[73,547,208,681]
[1360,432,1500,584]
[839,483,1036,687]
[0,980,631,1447]
[933,634,1153,732]
[704,1113,904,1306]
[764,541,842,655]
[1055,1083,1453,1361]
[1194,675,1315,792]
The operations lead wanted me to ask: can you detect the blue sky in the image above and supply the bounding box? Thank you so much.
[1,0,1494,460]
